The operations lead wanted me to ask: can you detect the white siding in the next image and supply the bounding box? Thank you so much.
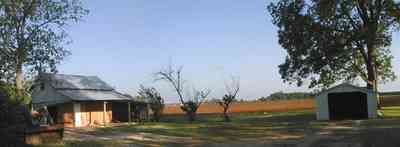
[316,94,329,120]
[316,84,378,120]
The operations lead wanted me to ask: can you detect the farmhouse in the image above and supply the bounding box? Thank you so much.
[31,73,146,127]
[315,83,378,120]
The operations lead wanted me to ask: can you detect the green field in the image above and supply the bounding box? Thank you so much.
[381,107,400,118]
[37,108,400,147]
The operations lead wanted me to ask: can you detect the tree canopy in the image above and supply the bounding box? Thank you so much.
[268,0,400,90]
[0,0,88,97]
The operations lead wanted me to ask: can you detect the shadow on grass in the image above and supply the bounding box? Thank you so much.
[35,140,128,147]
[361,127,400,147]
[64,109,400,146]
[95,111,318,143]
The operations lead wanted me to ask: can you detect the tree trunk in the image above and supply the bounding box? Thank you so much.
[153,111,161,122]
[374,65,381,109]
[366,61,376,90]
[366,24,381,110]
[366,48,381,109]
[223,107,230,122]
[15,55,24,100]
[366,23,377,92]
[186,111,196,122]
[361,10,378,90]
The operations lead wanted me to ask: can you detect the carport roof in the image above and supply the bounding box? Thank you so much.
[33,73,136,104]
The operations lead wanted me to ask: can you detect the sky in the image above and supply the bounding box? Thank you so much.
[58,0,400,103]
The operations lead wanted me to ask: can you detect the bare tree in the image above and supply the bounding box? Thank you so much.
[218,76,240,122]
[182,89,210,122]
[155,65,210,122]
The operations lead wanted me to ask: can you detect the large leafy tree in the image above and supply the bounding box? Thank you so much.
[268,0,400,90]
[0,0,88,97]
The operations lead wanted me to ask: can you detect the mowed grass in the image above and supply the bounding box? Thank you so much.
[37,107,400,147]
[381,106,400,117]
[96,111,316,141]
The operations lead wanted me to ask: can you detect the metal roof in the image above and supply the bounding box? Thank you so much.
[42,73,114,90]
[33,73,134,103]
[58,89,132,101]
[316,83,373,96]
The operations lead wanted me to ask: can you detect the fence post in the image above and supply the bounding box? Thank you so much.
[128,102,131,124]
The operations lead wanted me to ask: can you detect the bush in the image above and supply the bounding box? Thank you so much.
[138,86,164,122]
[0,82,31,105]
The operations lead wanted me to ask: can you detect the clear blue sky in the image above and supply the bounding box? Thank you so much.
[59,0,400,103]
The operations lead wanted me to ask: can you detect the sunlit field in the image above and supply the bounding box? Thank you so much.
[163,99,315,114]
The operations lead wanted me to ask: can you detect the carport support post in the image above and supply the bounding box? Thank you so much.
[128,101,132,124]
[103,101,107,126]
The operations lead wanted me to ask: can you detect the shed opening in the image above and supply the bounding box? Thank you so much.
[328,92,368,120]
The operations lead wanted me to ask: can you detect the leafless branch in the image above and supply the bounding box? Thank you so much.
[225,76,240,98]
[154,65,185,105]
[195,89,211,108]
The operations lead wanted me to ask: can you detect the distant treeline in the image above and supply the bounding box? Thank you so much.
[203,91,315,103]
[258,91,314,101]
[380,91,400,97]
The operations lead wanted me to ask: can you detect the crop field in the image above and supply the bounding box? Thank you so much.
[380,95,400,107]
[162,95,400,115]
[163,99,315,114]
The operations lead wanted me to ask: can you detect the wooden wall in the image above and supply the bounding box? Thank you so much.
[53,102,113,127]
[80,102,112,126]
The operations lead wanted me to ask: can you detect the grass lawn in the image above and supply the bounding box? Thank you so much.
[37,108,400,147]
[381,106,400,117]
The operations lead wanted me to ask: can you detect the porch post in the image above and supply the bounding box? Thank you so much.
[128,101,131,123]
[73,103,82,127]
[103,101,107,126]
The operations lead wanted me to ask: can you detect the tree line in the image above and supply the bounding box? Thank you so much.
[258,92,314,101]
